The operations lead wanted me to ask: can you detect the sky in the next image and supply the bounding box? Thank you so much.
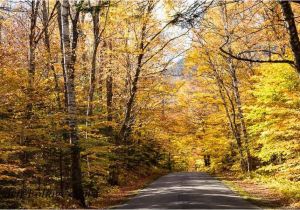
[155,0,195,62]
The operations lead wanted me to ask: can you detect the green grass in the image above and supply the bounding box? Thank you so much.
[215,171,299,208]
[252,175,300,203]
[221,179,279,208]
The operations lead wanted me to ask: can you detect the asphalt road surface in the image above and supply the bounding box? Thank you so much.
[114,172,259,209]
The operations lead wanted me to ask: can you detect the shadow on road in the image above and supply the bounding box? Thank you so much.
[114,172,259,209]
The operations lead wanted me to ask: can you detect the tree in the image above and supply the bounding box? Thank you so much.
[186,2,254,172]
[219,1,300,76]
[60,0,85,206]
[279,1,300,75]
[219,1,251,171]
[118,0,191,143]
[86,0,110,128]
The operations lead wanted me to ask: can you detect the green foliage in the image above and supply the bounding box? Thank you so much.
[1,0,300,208]
[247,63,300,164]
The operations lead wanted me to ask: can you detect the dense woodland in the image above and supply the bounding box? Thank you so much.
[0,0,299,208]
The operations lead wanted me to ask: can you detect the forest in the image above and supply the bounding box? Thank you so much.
[0,0,299,208]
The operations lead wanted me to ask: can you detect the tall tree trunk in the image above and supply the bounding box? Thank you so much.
[124,35,132,96]
[57,1,68,109]
[228,60,251,172]
[220,1,250,172]
[97,42,106,108]
[22,0,40,165]
[211,65,246,171]
[119,23,146,144]
[106,41,113,133]
[42,0,64,195]
[59,149,64,196]
[119,55,143,143]
[86,35,99,117]
[27,0,40,119]
[86,3,101,138]
[97,42,105,108]
[279,1,300,75]
[0,16,2,44]
[60,0,85,206]
[42,0,61,109]
[106,72,113,122]
[110,6,148,186]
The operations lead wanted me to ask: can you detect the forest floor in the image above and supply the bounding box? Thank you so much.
[215,172,300,209]
[90,169,168,208]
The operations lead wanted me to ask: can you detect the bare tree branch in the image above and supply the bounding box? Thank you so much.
[219,37,295,65]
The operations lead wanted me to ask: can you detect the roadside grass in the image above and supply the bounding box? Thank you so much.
[250,175,300,208]
[214,171,300,209]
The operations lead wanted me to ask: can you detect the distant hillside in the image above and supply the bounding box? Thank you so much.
[165,58,185,77]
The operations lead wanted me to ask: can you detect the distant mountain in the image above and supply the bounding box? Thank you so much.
[164,58,185,77]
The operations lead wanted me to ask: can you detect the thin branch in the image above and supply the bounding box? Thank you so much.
[142,30,190,66]
[34,1,59,43]
[98,0,110,40]
[144,47,191,76]
[219,38,295,65]
[142,19,174,50]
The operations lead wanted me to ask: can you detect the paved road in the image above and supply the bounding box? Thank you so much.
[114,172,259,209]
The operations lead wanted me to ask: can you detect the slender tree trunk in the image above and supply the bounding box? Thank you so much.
[57,1,68,198]
[212,67,246,170]
[279,1,300,75]
[229,61,251,172]
[59,149,64,196]
[106,42,117,186]
[110,8,147,186]
[42,0,61,109]
[27,41,35,119]
[60,0,85,206]
[206,50,246,170]
[124,35,132,96]
[106,41,113,133]
[119,55,143,143]
[220,2,250,172]
[86,41,99,117]
[98,43,105,107]
[119,23,146,143]
[0,16,2,44]
[57,1,68,109]
[22,1,40,165]
[106,74,113,122]
[42,0,50,78]
[86,4,101,138]
[42,0,65,194]
[27,0,40,119]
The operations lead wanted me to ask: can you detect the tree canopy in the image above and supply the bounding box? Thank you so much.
[0,0,299,208]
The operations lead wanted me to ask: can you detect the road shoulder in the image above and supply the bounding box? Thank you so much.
[90,170,167,208]
[214,172,298,209]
